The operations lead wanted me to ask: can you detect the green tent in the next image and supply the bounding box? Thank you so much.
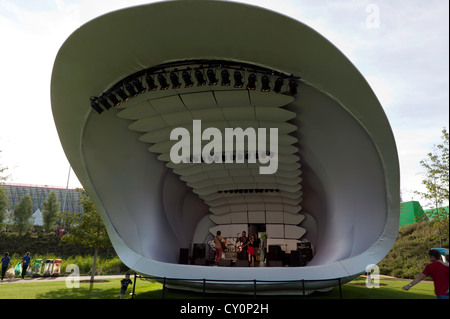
[424,206,450,221]
[399,201,428,228]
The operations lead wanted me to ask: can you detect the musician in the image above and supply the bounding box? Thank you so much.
[214,231,226,265]
[249,234,260,266]
[237,231,248,261]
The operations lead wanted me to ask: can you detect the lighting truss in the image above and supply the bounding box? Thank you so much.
[90,60,300,114]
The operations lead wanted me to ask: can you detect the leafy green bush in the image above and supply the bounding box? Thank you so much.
[0,231,116,258]
[8,253,128,275]
[379,221,449,279]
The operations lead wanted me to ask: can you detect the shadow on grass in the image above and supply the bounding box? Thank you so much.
[33,277,435,300]
[35,281,121,299]
[133,277,435,300]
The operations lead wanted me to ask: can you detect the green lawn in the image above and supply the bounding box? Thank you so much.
[0,276,436,299]
[326,276,435,299]
[0,278,130,299]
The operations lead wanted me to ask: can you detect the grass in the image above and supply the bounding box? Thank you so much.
[0,278,147,299]
[0,276,436,299]
[328,276,435,299]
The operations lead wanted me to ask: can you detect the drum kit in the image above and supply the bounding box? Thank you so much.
[210,237,241,261]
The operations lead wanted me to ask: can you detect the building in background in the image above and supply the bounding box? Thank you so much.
[1,183,83,226]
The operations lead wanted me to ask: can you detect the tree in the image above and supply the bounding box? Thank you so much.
[0,186,9,230]
[61,189,112,281]
[415,127,449,246]
[41,191,60,232]
[0,151,11,232]
[0,150,9,182]
[12,194,34,238]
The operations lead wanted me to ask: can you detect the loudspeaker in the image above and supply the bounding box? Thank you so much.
[269,245,282,254]
[218,259,232,267]
[193,244,206,260]
[290,250,307,267]
[298,248,313,262]
[194,258,207,265]
[268,260,283,267]
[235,260,250,267]
[297,242,311,249]
[268,245,282,261]
[179,248,189,264]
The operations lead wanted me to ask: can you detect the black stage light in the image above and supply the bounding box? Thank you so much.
[182,71,193,87]
[146,74,157,91]
[90,97,104,114]
[107,92,121,106]
[289,79,298,95]
[170,72,181,89]
[207,69,218,85]
[115,87,129,102]
[234,71,243,88]
[246,73,257,90]
[99,94,112,110]
[274,77,284,93]
[132,78,146,94]
[261,75,271,92]
[195,70,206,86]
[221,69,230,86]
[158,74,169,90]
[125,82,138,97]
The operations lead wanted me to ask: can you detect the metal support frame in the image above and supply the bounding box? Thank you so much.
[130,274,345,299]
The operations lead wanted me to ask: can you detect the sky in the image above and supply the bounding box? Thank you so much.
[0,0,448,208]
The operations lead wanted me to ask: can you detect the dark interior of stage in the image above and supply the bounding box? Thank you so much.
[178,241,313,267]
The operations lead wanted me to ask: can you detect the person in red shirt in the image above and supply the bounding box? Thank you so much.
[403,249,449,299]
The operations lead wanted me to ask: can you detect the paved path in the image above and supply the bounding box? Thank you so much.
[0,275,125,284]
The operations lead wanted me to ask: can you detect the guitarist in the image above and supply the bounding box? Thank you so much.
[214,231,226,265]
[236,231,249,261]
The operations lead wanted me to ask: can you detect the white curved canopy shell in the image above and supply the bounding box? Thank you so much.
[51,0,399,293]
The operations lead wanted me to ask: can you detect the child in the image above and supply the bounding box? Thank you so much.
[1,252,12,281]
[117,273,133,299]
[21,252,31,279]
